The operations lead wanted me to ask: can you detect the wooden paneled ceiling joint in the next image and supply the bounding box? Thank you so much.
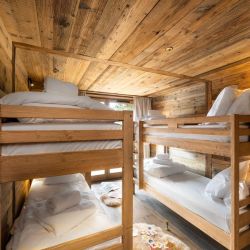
[12,42,211,92]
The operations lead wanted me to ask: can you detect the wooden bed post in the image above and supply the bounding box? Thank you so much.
[230,114,240,250]
[122,111,133,249]
[138,121,144,189]
[205,81,213,178]
[12,43,16,93]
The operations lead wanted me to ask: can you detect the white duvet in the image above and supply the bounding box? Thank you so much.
[8,175,120,250]
[0,91,109,110]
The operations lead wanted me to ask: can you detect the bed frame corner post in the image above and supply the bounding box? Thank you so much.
[122,111,133,250]
[138,121,144,189]
[12,42,16,93]
[230,114,240,250]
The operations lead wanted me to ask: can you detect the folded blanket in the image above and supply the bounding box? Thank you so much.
[153,158,173,165]
[35,200,96,236]
[156,153,169,160]
[145,162,186,178]
[46,190,81,214]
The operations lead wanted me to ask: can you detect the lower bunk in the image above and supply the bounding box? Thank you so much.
[7,174,121,250]
[136,157,250,250]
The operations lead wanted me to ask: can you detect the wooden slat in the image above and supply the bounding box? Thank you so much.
[103,243,123,250]
[144,182,230,249]
[230,114,240,250]
[122,111,133,249]
[0,130,123,143]
[239,128,250,136]
[239,115,250,123]
[144,127,230,136]
[239,209,250,228]
[144,115,230,125]
[239,196,250,207]
[138,121,144,189]
[47,226,122,250]
[239,229,250,250]
[0,105,123,120]
[239,142,250,157]
[144,135,231,157]
[13,42,210,83]
[0,149,123,183]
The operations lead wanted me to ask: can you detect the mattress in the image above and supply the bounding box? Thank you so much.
[2,122,122,156]
[7,175,121,250]
[144,171,230,232]
[145,123,248,142]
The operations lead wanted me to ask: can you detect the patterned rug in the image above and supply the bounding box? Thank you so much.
[133,223,190,250]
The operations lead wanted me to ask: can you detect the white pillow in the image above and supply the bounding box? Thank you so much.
[44,77,78,97]
[43,174,81,185]
[145,162,186,178]
[205,161,250,200]
[207,86,238,116]
[227,89,250,115]
[224,181,249,208]
[156,153,169,160]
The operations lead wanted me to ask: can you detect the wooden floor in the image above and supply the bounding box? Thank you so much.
[92,181,228,250]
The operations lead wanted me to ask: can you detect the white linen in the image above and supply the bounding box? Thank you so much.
[35,199,97,236]
[205,162,250,201]
[227,89,250,115]
[156,153,169,160]
[43,174,82,185]
[0,91,109,110]
[46,190,81,214]
[44,77,78,97]
[1,122,122,156]
[153,158,173,165]
[9,175,120,250]
[145,123,249,142]
[144,171,230,232]
[145,159,186,178]
[207,86,238,116]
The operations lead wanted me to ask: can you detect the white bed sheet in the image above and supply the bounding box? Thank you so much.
[145,124,248,142]
[8,175,121,250]
[144,171,230,232]
[2,122,122,156]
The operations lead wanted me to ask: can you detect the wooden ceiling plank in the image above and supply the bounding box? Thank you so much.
[68,0,109,54]
[35,0,54,49]
[52,0,80,50]
[14,42,210,83]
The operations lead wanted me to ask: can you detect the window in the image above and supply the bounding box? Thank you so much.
[109,101,133,111]
[110,168,122,174]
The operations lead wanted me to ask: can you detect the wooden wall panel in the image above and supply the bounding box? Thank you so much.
[152,83,207,174]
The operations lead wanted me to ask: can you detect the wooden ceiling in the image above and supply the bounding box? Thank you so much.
[0,0,249,96]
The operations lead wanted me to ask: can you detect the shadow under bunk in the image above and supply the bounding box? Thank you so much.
[0,105,133,250]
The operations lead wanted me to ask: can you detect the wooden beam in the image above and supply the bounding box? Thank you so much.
[13,42,210,83]
[12,43,16,92]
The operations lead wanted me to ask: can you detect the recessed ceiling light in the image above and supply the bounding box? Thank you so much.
[166,46,173,51]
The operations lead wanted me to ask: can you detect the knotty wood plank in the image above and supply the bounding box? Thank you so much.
[144,135,231,157]
[0,130,123,144]
[47,226,122,250]
[0,105,123,120]
[13,42,210,83]
[0,149,123,183]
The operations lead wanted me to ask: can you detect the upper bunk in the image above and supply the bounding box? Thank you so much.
[138,86,250,159]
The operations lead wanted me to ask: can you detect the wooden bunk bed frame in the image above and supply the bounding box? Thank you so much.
[0,106,133,250]
[136,115,250,250]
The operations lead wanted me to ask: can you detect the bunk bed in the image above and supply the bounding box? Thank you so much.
[0,102,133,250]
[136,114,250,250]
